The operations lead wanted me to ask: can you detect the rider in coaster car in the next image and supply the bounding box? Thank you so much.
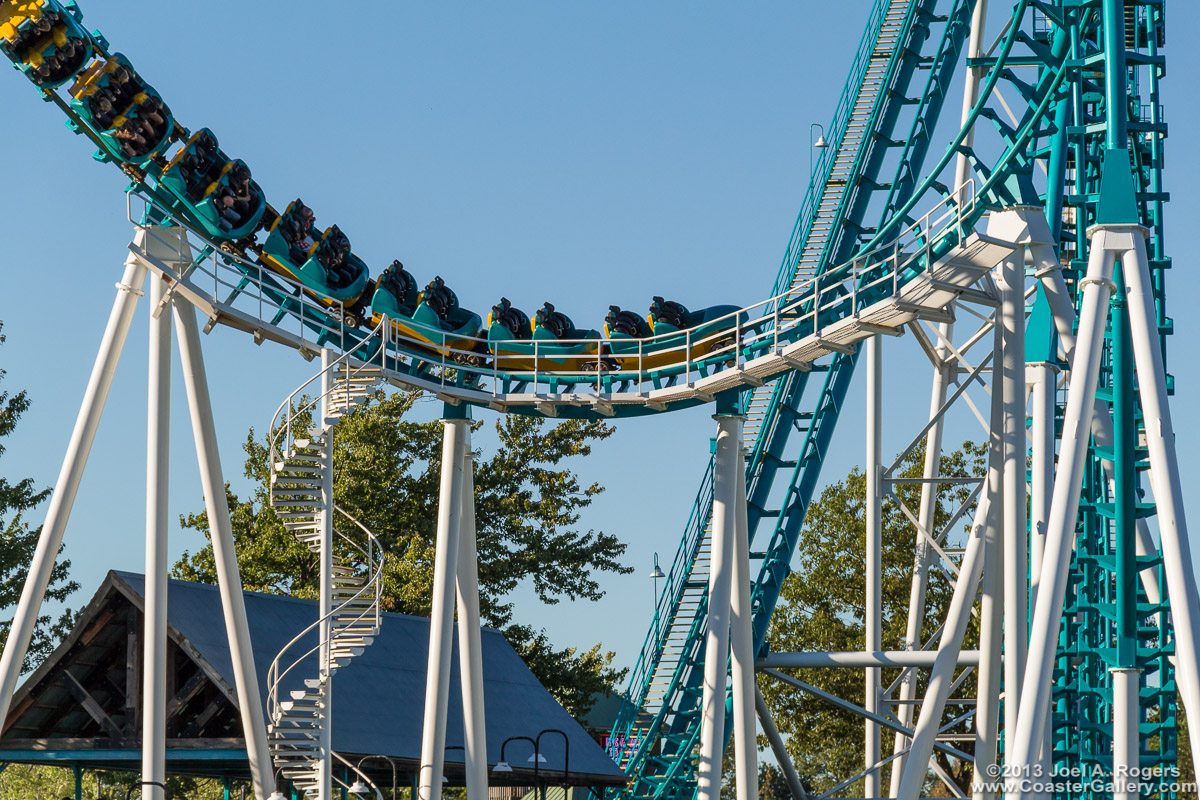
[139,95,167,130]
[32,37,81,85]
[30,60,53,84]
[10,12,55,52]
[535,302,572,339]
[112,119,150,158]
[211,186,234,222]
[181,132,221,198]
[107,64,138,107]
[605,306,652,338]
[212,186,241,232]
[227,163,256,218]
[12,13,54,61]
[316,226,356,289]
[649,296,688,329]
[381,261,416,305]
[131,114,159,146]
[280,201,317,264]
[424,277,457,321]
[491,298,530,339]
[88,91,117,128]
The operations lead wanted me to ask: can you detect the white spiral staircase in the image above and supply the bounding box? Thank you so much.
[265,342,388,797]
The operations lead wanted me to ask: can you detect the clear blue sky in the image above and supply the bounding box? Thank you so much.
[1,1,1198,682]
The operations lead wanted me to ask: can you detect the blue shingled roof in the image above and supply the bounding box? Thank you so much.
[110,572,625,783]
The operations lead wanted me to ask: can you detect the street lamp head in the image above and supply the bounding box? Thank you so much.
[649,565,665,579]
[493,760,513,773]
[348,780,372,796]
[267,792,288,800]
[814,135,829,149]
[528,752,548,763]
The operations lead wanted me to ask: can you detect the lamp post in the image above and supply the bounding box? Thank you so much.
[267,766,288,800]
[534,729,570,800]
[809,122,829,186]
[351,755,401,800]
[650,554,665,653]
[493,735,538,795]
[444,745,465,787]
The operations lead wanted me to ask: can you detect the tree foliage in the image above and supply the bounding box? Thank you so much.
[172,389,630,716]
[759,441,985,797]
[0,321,78,672]
[0,763,229,800]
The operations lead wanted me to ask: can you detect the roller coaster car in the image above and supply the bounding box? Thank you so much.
[261,199,371,327]
[487,297,531,340]
[0,0,91,88]
[604,297,745,371]
[370,260,419,319]
[68,53,173,163]
[159,130,266,241]
[386,276,486,366]
[488,301,610,373]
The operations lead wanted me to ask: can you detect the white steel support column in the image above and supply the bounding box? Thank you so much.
[419,417,468,800]
[864,335,882,799]
[885,0,987,789]
[1122,236,1200,766]
[1028,361,1056,791]
[890,317,954,797]
[141,274,172,800]
[0,243,151,724]
[974,316,1005,800]
[456,433,489,800]
[174,298,273,800]
[1007,228,1120,797]
[730,429,757,800]
[1111,667,1141,800]
[896,491,992,800]
[1032,242,1163,605]
[952,0,989,196]
[696,413,742,800]
[1028,363,1055,615]
[317,349,335,800]
[998,249,1027,755]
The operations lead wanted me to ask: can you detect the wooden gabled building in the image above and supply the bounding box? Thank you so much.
[0,571,627,796]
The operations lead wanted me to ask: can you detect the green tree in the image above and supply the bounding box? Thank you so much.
[0,321,78,672]
[1178,698,1194,787]
[0,764,227,800]
[173,389,630,716]
[759,441,985,797]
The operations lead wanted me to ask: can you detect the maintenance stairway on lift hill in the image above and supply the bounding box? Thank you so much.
[608,0,962,794]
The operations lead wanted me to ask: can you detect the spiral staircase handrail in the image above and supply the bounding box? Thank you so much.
[265,521,385,717]
[266,316,389,481]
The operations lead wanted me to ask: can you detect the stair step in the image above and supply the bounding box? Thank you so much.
[282,453,323,463]
[272,474,321,486]
[334,636,375,648]
[275,463,323,475]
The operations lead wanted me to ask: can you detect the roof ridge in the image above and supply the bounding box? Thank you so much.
[111,570,504,632]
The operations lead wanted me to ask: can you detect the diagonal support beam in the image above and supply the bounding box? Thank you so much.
[62,671,124,741]
[760,668,972,763]
[756,686,808,800]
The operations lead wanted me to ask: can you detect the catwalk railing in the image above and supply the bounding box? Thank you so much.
[129,183,977,416]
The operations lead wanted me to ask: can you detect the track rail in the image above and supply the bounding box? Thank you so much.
[128,186,999,422]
